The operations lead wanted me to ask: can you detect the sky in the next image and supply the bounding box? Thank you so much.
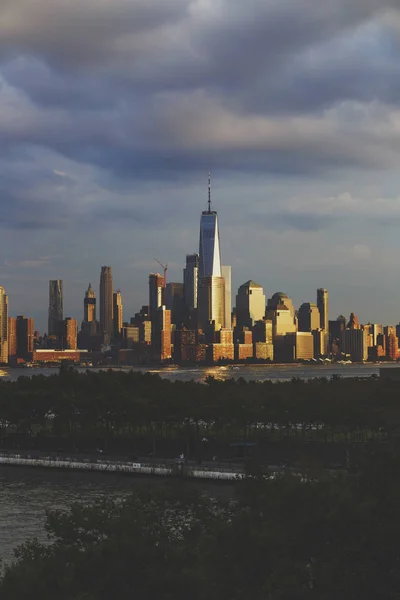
[1,0,400,332]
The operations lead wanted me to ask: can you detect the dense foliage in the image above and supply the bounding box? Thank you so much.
[1,453,400,599]
[0,369,399,466]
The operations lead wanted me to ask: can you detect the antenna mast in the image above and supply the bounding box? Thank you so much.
[208,172,211,213]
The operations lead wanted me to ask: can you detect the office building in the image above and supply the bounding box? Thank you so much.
[199,176,222,279]
[0,286,8,364]
[267,292,295,319]
[48,280,63,337]
[100,266,113,336]
[183,254,199,312]
[317,288,329,331]
[149,273,164,318]
[166,282,185,326]
[236,280,265,330]
[313,329,328,358]
[8,317,16,359]
[274,332,313,362]
[347,312,360,330]
[371,324,383,346]
[253,319,273,344]
[113,290,123,337]
[122,325,140,348]
[221,265,232,329]
[340,328,368,361]
[198,276,225,330]
[15,316,34,359]
[61,317,78,350]
[209,328,234,362]
[198,175,226,330]
[272,307,297,338]
[254,342,274,361]
[84,283,96,323]
[234,329,253,361]
[152,306,172,361]
[387,332,399,361]
[298,303,320,332]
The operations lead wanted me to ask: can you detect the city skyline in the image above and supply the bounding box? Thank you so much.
[1,3,400,329]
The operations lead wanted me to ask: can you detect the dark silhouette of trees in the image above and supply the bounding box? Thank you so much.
[0,369,397,466]
[2,453,400,598]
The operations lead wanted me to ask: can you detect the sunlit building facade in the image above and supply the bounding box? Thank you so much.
[236,281,266,329]
[0,286,8,364]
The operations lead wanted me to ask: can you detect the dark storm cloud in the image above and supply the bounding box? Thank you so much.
[0,0,399,187]
[3,0,400,332]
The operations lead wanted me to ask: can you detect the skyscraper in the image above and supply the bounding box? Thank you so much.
[15,316,34,359]
[183,254,199,311]
[100,266,113,336]
[197,174,226,330]
[152,306,172,361]
[298,302,320,332]
[113,290,123,336]
[8,317,16,359]
[48,280,63,337]
[221,265,232,329]
[61,317,78,350]
[236,280,266,329]
[166,282,184,326]
[0,286,8,364]
[84,283,96,322]
[317,288,329,331]
[199,176,222,279]
[149,273,164,317]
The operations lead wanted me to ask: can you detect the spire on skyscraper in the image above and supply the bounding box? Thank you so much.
[208,172,211,213]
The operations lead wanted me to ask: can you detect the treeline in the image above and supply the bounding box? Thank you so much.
[2,454,400,599]
[0,369,399,465]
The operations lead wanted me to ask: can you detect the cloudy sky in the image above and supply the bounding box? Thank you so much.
[1,0,400,331]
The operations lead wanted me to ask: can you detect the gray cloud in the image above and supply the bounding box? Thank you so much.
[1,1,400,329]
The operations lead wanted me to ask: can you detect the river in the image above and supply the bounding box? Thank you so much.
[0,466,231,566]
[0,361,393,567]
[0,362,395,383]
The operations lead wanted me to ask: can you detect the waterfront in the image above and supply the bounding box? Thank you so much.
[0,467,230,565]
[0,362,395,383]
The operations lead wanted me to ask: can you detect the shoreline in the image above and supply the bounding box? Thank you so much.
[0,453,245,482]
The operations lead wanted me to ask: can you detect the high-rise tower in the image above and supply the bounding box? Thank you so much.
[113,290,123,336]
[99,266,113,336]
[199,174,222,278]
[183,254,199,311]
[149,273,165,317]
[0,286,8,364]
[236,281,266,330]
[317,288,329,331]
[84,283,96,323]
[48,280,63,337]
[198,174,226,330]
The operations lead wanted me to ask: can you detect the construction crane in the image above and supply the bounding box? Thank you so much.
[154,258,168,286]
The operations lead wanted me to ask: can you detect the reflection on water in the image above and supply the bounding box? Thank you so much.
[0,363,389,384]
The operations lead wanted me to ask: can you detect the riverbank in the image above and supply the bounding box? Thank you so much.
[0,362,394,383]
[0,452,245,481]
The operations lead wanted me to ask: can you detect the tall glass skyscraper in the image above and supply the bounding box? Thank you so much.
[100,266,113,337]
[199,211,222,278]
[197,178,226,329]
[183,253,199,311]
[48,280,63,337]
